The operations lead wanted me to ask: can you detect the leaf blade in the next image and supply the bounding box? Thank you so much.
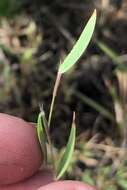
[37,112,44,145]
[56,113,76,180]
[37,112,47,163]
[59,9,97,74]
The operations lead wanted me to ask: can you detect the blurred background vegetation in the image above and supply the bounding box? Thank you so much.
[0,0,127,189]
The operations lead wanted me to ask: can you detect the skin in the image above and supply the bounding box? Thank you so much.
[38,180,96,190]
[0,170,96,190]
[0,168,53,190]
[0,113,42,185]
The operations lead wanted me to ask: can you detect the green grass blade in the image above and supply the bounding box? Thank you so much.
[59,9,97,74]
[75,91,115,121]
[96,41,127,72]
[56,113,76,180]
[97,40,122,65]
[37,112,47,163]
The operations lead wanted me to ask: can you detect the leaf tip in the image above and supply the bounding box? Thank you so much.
[93,9,97,17]
[39,103,45,116]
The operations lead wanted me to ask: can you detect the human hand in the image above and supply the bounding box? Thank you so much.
[0,168,53,190]
[0,168,95,190]
[0,113,96,190]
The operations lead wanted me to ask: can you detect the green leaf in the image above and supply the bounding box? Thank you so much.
[97,40,122,65]
[0,0,21,16]
[104,186,116,190]
[82,170,95,186]
[118,179,127,189]
[59,9,97,74]
[37,113,43,145]
[37,112,47,163]
[56,113,76,180]
[75,91,114,121]
[97,40,127,72]
[22,48,34,62]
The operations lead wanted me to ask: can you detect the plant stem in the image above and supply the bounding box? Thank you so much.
[48,70,62,128]
[40,105,56,172]
[43,117,56,171]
